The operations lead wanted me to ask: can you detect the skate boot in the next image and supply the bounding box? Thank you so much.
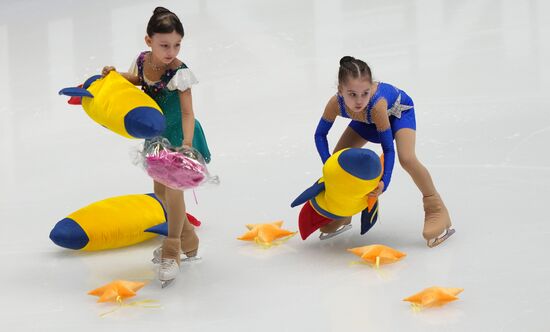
[152,221,200,264]
[180,219,200,262]
[159,238,181,288]
[423,193,455,248]
[319,217,352,240]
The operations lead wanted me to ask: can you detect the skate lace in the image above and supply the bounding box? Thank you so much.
[160,258,177,269]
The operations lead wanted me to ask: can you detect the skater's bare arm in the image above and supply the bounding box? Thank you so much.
[371,99,390,131]
[179,88,195,148]
[321,95,339,122]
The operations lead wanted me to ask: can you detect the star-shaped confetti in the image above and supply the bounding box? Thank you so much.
[88,280,146,303]
[403,287,463,310]
[237,221,296,246]
[347,244,406,268]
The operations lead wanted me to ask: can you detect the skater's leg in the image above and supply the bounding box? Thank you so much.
[333,125,368,153]
[180,201,199,258]
[394,129,436,196]
[154,180,166,207]
[158,186,186,287]
[152,190,200,263]
[394,128,453,247]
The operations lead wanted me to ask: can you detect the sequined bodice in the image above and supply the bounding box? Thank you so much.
[337,82,413,124]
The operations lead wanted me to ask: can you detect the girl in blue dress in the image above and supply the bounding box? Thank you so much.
[102,7,210,285]
[314,56,454,247]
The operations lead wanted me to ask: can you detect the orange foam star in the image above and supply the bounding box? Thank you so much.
[403,287,464,309]
[237,221,296,245]
[88,280,146,303]
[347,244,406,267]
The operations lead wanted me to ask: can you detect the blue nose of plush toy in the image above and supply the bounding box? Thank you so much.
[337,148,381,180]
[124,106,167,139]
[49,218,89,250]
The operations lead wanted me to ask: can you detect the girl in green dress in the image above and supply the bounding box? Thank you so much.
[102,6,209,287]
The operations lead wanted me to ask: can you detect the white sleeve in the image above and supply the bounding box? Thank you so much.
[167,68,199,91]
[128,55,139,75]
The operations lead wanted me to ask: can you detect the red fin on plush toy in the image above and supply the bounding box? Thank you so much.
[66,85,84,105]
[187,213,201,227]
[298,201,334,240]
[68,96,82,105]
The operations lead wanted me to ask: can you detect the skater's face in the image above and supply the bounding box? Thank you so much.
[145,31,182,65]
[339,78,373,113]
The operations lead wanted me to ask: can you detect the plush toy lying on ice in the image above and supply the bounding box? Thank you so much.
[291,148,383,240]
[49,193,200,251]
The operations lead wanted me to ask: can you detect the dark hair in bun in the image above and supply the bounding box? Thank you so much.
[338,56,372,85]
[147,7,184,37]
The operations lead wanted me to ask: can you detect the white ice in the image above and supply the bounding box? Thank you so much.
[1,0,549,331]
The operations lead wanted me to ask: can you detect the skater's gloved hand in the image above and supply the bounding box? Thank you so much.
[102,66,116,77]
[368,181,385,198]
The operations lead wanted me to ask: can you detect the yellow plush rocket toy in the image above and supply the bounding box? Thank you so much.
[291,148,383,240]
[59,71,165,139]
[49,193,201,251]
[49,194,164,251]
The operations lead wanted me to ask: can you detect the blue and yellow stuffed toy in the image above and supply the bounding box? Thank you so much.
[291,148,383,240]
[49,193,200,251]
[59,71,165,139]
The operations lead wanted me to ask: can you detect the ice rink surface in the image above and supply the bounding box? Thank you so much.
[1,0,549,331]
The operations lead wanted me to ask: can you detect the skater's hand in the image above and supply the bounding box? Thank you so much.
[368,181,385,198]
[102,66,116,77]
[179,143,198,159]
[179,143,193,154]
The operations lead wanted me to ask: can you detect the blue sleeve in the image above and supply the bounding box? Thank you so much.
[314,118,334,163]
[378,128,395,192]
